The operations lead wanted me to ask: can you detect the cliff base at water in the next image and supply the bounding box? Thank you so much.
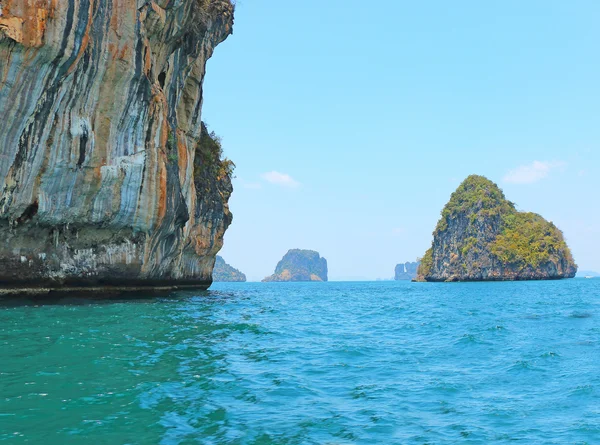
[416,175,577,282]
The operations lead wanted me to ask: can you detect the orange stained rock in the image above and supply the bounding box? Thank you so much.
[156,158,168,223]
[0,0,54,47]
[176,131,188,182]
[142,38,152,75]
[118,43,130,61]
[0,17,24,43]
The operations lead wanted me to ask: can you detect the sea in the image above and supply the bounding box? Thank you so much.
[1,279,599,444]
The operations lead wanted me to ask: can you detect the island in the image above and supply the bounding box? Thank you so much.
[263,250,328,282]
[577,271,600,278]
[416,175,577,282]
[395,262,420,281]
[213,256,247,282]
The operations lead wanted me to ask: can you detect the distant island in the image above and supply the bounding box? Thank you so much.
[395,262,420,281]
[416,175,577,282]
[213,256,246,282]
[577,270,599,278]
[263,250,328,282]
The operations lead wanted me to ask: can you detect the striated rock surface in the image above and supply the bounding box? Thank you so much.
[416,175,577,282]
[394,261,419,281]
[213,256,246,282]
[0,0,234,293]
[263,250,328,282]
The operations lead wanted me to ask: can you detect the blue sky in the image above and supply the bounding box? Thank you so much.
[203,0,600,281]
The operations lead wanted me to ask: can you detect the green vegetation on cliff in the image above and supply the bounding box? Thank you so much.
[192,122,234,234]
[490,212,575,269]
[417,175,577,281]
[195,122,235,184]
[418,248,434,279]
[434,175,514,234]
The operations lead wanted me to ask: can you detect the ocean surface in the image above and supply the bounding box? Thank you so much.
[1,280,599,444]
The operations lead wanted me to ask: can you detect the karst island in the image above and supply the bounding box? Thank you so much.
[416,175,577,282]
[213,256,247,282]
[263,250,328,282]
[395,261,420,281]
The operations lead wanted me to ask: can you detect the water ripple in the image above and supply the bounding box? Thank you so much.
[0,280,599,444]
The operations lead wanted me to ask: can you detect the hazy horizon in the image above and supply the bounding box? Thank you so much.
[203,0,600,281]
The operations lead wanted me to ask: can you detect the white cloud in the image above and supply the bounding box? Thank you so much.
[503,161,566,185]
[261,171,300,188]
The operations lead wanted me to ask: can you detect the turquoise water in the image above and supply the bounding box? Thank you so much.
[1,280,599,444]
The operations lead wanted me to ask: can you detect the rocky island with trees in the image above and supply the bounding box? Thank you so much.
[416,175,577,282]
[212,256,246,282]
[263,250,328,282]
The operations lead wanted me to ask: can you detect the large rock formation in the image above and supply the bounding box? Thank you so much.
[263,250,328,282]
[394,261,419,280]
[416,175,577,282]
[213,256,246,282]
[0,0,234,293]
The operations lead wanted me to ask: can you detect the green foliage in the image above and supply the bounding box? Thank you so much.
[195,122,236,183]
[165,129,179,163]
[167,131,176,150]
[490,212,574,268]
[434,175,515,235]
[460,237,479,257]
[219,158,236,180]
[417,248,433,278]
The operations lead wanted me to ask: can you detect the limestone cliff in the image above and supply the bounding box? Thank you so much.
[394,261,419,281]
[0,0,234,293]
[416,175,577,282]
[263,250,328,282]
[213,256,246,282]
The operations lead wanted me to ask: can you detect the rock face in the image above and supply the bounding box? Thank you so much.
[416,175,577,282]
[0,0,234,293]
[213,256,246,282]
[263,250,328,282]
[395,262,419,280]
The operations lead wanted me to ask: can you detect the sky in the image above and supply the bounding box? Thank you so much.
[202,0,600,281]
